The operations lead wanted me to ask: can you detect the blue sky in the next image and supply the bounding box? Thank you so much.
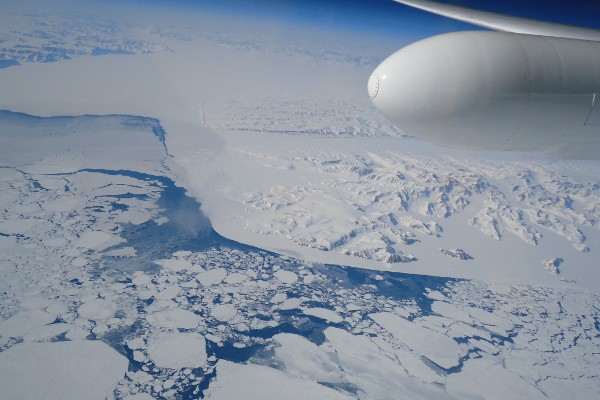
[133,0,600,37]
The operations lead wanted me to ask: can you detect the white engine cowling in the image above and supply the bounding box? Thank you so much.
[370,31,600,159]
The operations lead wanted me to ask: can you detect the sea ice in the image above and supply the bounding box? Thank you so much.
[77,299,117,321]
[302,307,344,323]
[224,272,248,284]
[147,332,207,369]
[127,337,145,350]
[324,327,452,400]
[277,297,303,310]
[75,230,123,250]
[445,357,546,400]
[370,312,462,369]
[270,292,287,304]
[0,310,57,338]
[0,340,127,400]
[210,304,238,322]
[0,218,38,234]
[123,394,155,400]
[154,258,193,272]
[23,323,70,342]
[273,333,344,383]
[146,308,202,329]
[197,268,228,285]
[274,269,298,284]
[204,360,353,400]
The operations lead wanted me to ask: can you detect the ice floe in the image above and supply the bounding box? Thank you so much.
[0,340,127,399]
[147,332,207,369]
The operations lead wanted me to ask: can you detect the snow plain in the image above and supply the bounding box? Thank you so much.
[0,1,599,399]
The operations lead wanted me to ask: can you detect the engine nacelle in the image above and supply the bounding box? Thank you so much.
[369,31,600,159]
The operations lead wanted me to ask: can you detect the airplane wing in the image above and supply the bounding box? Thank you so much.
[394,0,600,41]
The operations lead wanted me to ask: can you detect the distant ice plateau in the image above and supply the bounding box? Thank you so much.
[0,13,166,66]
